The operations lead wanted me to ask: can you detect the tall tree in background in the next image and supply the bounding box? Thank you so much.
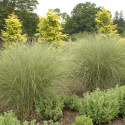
[63,2,101,35]
[114,11,119,21]
[53,8,61,14]
[53,8,70,21]
[0,0,38,12]
[114,10,125,34]
[119,10,124,27]
[15,10,39,36]
[0,0,39,35]
[61,12,70,21]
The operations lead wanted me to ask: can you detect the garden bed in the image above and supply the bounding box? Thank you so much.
[19,109,124,125]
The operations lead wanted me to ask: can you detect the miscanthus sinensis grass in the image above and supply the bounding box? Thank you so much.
[0,43,61,116]
[67,35,125,93]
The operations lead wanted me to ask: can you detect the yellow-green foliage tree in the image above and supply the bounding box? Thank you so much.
[95,8,118,37]
[1,12,26,46]
[35,9,67,47]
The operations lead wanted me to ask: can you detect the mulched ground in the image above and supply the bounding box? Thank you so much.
[20,109,125,125]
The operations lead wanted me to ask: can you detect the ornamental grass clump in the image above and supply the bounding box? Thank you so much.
[0,43,61,116]
[68,35,125,92]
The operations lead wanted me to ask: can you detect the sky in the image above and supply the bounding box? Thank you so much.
[34,0,125,18]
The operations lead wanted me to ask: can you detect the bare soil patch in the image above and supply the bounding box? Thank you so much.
[19,110,125,125]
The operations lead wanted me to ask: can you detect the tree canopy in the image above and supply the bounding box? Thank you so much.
[53,8,70,21]
[63,2,101,35]
[0,0,38,12]
[0,0,39,35]
[113,10,125,34]
[15,10,39,36]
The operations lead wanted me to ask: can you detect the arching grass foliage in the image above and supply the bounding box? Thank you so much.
[67,35,125,93]
[0,43,61,116]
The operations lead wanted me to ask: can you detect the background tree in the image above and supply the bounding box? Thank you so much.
[1,12,26,46]
[119,11,124,27]
[61,12,70,21]
[0,0,38,12]
[15,10,39,36]
[63,2,101,35]
[114,10,125,34]
[53,8,70,21]
[53,8,61,15]
[95,8,118,36]
[35,9,67,47]
[0,0,39,35]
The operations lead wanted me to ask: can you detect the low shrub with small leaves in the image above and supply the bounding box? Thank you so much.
[106,85,125,117]
[116,86,125,116]
[0,110,39,125]
[0,110,20,125]
[72,115,93,125]
[62,94,81,111]
[79,88,120,124]
[35,96,64,121]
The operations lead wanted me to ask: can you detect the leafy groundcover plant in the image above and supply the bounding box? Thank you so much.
[67,35,125,93]
[79,88,120,124]
[72,115,93,125]
[0,110,20,125]
[0,43,61,116]
[61,94,81,111]
[35,96,64,121]
[106,85,125,117]
[2,85,125,124]
[0,110,39,125]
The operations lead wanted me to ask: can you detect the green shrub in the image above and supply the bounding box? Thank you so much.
[0,110,20,125]
[107,85,125,117]
[67,35,125,92]
[35,9,67,47]
[0,43,61,116]
[79,88,120,124]
[62,94,81,111]
[0,110,40,125]
[72,115,93,125]
[116,86,125,116]
[35,96,64,121]
[1,13,26,46]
